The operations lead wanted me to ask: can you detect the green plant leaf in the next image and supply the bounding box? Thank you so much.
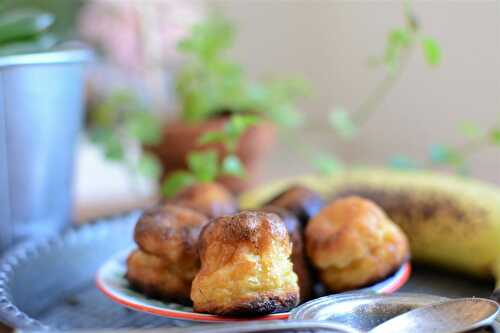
[0,33,58,56]
[267,103,303,128]
[429,144,462,165]
[329,108,357,140]
[198,114,261,153]
[176,13,309,128]
[225,114,260,138]
[389,155,419,170]
[177,13,234,60]
[104,135,124,161]
[187,150,219,182]
[389,28,411,47]
[91,90,132,127]
[312,154,343,175]
[0,9,54,45]
[221,154,245,177]
[162,171,196,198]
[89,127,113,145]
[459,121,482,140]
[489,128,500,145]
[89,127,124,161]
[137,153,161,180]
[198,131,227,145]
[383,27,412,72]
[127,111,162,145]
[421,37,441,66]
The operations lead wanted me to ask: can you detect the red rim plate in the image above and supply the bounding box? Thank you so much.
[96,251,411,322]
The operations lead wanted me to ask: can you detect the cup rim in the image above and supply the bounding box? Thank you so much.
[0,44,93,68]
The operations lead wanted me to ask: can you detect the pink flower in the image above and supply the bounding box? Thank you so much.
[78,0,202,72]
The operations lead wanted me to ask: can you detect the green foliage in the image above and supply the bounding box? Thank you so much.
[429,144,463,166]
[426,121,500,173]
[421,37,441,66]
[384,27,412,73]
[459,121,483,140]
[176,14,308,127]
[162,171,196,198]
[489,128,500,145]
[137,153,161,179]
[0,9,53,44]
[187,150,219,182]
[195,113,260,183]
[199,114,260,151]
[250,79,310,128]
[328,108,357,140]
[329,1,442,142]
[162,149,221,198]
[126,111,162,145]
[177,13,233,61]
[312,153,343,175]
[0,0,83,40]
[0,8,57,55]
[89,89,162,180]
[388,119,500,175]
[164,13,310,196]
[163,113,257,197]
[221,154,245,177]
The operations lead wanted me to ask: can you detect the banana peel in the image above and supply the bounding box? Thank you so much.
[240,168,500,300]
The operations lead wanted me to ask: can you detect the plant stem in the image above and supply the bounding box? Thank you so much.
[424,137,487,169]
[352,42,415,125]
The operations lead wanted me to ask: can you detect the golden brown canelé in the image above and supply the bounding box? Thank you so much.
[126,249,194,304]
[261,206,314,302]
[191,211,300,316]
[127,205,209,303]
[168,182,238,219]
[265,185,324,226]
[305,196,410,292]
[134,204,208,262]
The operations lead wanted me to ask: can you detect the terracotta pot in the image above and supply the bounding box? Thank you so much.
[150,116,276,193]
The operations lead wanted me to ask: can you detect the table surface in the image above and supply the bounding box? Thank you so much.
[0,141,488,332]
[1,264,494,333]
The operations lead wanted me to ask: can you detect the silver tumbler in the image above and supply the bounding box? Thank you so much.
[0,47,92,251]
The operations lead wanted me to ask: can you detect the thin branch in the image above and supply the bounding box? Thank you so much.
[352,42,415,125]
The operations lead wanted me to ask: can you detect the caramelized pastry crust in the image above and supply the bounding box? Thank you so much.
[261,206,313,302]
[134,204,208,264]
[265,185,324,225]
[191,211,299,316]
[126,249,194,304]
[130,204,209,303]
[305,196,410,291]
[169,182,238,219]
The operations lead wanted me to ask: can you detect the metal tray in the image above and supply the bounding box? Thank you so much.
[0,211,495,331]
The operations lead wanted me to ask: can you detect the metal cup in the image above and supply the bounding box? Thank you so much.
[0,47,92,251]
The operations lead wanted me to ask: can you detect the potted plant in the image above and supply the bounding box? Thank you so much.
[152,14,309,193]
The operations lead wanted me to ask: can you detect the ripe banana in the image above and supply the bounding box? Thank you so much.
[240,168,500,300]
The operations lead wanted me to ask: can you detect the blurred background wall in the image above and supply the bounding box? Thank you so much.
[208,0,500,184]
[15,0,492,218]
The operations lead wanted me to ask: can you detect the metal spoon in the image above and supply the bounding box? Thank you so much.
[370,297,499,333]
